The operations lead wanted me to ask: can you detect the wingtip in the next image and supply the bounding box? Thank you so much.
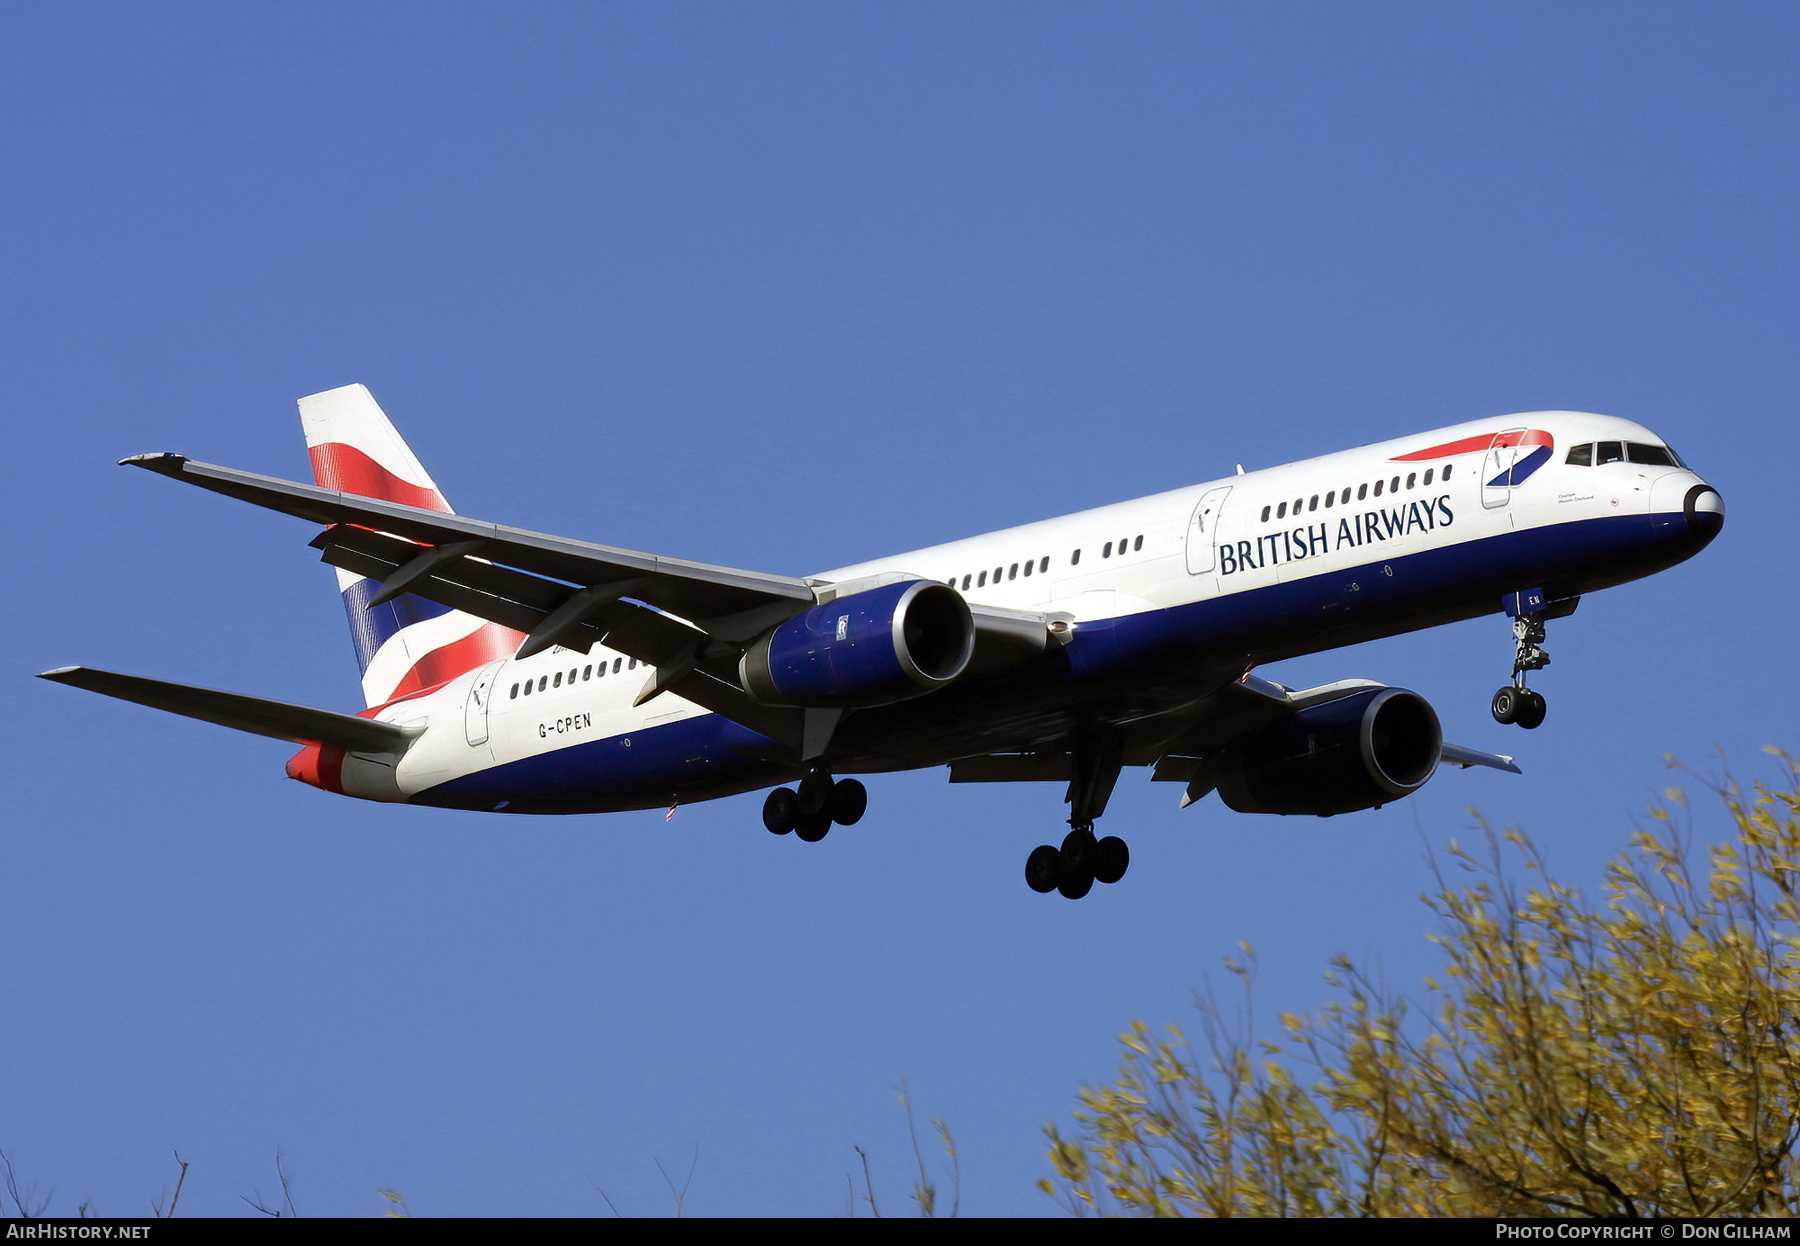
[119,452,187,474]
[37,666,82,681]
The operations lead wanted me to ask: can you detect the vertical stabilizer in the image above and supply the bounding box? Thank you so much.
[299,384,522,707]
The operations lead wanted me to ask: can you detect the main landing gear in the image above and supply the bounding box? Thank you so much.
[1491,610,1550,730]
[763,768,867,842]
[1025,733,1131,899]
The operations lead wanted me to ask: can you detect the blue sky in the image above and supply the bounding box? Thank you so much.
[3,2,1795,1217]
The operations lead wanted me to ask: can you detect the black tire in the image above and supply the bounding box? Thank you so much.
[797,770,832,818]
[795,812,832,842]
[1491,686,1520,725]
[1094,836,1130,885]
[830,778,868,826]
[1516,689,1547,730]
[1057,869,1094,900]
[1025,844,1061,893]
[762,787,798,835]
[1060,828,1098,877]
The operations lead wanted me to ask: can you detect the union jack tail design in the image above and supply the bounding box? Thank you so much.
[299,384,524,708]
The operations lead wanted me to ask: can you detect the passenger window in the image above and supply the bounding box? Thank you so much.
[1443,463,1453,480]
[1008,564,1017,580]
[538,676,548,692]
[583,665,591,681]
[569,668,577,684]
[994,567,1002,581]
[1261,505,1271,522]
[553,672,562,688]
[1373,480,1384,497]
[1308,495,1318,512]
[596,661,606,677]
[1118,536,1127,553]
[1103,542,1113,558]
[523,680,533,696]
[613,658,622,674]
[1039,557,1049,573]
[1566,443,1592,467]
[1133,535,1142,551]
[1390,476,1400,493]
[1406,473,1416,490]
[1022,560,1033,576]
[961,574,971,590]
[510,683,519,699]
[1071,549,1081,566]
[629,659,637,670]
[1324,491,1334,508]
[978,570,987,587]
[1277,501,1287,518]
[1358,483,1368,500]
[1423,469,1433,486]
[1293,498,1302,514]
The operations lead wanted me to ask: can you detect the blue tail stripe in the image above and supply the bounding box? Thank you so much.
[339,579,456,674]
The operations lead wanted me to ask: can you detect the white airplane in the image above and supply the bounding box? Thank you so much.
[42,385,1724,898]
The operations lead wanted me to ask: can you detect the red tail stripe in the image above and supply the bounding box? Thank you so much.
[1390,429,1552,462]
[309,442,452,512]
[379,622,524,703]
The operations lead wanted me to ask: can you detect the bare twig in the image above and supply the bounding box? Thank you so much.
[588,1178,624,1217]
[855,1144,880,1217]
[152,1151,186,1218]
[2,1149,54,1218]
[653,1145,698,1218]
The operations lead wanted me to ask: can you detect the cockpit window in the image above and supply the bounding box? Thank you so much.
[1596,441,1624,465]
[1565,443,1592,467]
[1626,442,1679,468]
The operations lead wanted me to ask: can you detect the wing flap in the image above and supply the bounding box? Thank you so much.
[39,667,418,753]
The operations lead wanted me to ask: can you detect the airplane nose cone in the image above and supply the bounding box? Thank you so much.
[1684,482,1724,535]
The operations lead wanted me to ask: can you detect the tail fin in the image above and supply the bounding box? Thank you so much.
[299,384,522,707]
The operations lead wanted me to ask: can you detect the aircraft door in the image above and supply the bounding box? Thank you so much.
[1482,428,1526,510]
[1185,486,1233,575]
[464,660,505,747]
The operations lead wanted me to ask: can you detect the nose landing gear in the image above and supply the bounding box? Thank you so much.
[1490,591,1573,730]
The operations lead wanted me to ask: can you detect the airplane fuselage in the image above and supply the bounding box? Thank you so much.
[309,410,1719,815]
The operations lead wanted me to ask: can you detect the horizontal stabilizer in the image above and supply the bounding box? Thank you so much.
[38,667,419,754]
[1439,741,1521,774]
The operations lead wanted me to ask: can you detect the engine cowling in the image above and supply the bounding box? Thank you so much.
[1214,687,1442,816]
[741,580,975,707]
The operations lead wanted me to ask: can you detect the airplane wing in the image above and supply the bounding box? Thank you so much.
[122,453,1061,753]
[38,666,419,753]
[949,673,1520,797]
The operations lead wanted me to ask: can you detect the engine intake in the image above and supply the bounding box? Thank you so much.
[1214,687,1442,816]
[741,580,975,707]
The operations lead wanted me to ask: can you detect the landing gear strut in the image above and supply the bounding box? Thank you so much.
[1491,602,1551,730]
[1024,732,1131,898]
[763,768,867,842]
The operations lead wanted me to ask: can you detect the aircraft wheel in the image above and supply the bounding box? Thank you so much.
[1516,690,1547,730]
[1491,686,1521,725]
[763,787,798,835]
[830,778,868,826]
[795,811,832,843]
[1057,868,1094,900]
[797,769,833,818]
[1094,836,1130,885]
[1060,827,1098,877]
[1025,845,1061,894]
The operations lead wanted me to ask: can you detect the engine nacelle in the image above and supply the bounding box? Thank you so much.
[1214,687,1442,816]
[741,580,975,707]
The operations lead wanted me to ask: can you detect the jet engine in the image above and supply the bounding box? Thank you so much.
[740,580,975,707]
[1213,687,1442,816]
